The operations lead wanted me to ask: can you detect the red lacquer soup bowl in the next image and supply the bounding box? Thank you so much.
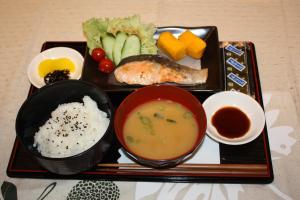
[114,85,207,168]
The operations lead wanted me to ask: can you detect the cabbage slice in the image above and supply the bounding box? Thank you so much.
[82,15,157,55]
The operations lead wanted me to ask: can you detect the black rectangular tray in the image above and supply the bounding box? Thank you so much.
[7,41,273,183]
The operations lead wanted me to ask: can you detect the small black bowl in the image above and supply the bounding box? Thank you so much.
[16,80,113,175]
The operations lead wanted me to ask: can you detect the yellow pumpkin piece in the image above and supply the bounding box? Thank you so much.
[157,32,186,61]
[178,30,206,59]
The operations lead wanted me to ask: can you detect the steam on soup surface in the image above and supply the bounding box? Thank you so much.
[123,99,199,160]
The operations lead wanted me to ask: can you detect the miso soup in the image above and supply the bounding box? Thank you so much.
[123,99,199,160]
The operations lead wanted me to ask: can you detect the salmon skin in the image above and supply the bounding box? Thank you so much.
[114,55,208,85]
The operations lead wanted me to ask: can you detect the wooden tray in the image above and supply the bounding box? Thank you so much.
[6,41,273,183]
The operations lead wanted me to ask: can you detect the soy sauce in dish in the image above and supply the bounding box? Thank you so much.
[212,106,250,139]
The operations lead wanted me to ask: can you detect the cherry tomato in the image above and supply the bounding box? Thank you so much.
[98,58,115,73]
[91,48,106,62]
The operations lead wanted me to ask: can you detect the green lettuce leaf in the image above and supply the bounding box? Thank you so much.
[82,15,157,55]
[82,18,109,54]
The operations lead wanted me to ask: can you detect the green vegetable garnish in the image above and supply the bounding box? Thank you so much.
[166,118,177,123]
[153,112,164,119]
[126,136,142,144]
[183,111,193,119]
[137,113,155,135]
[82,15,157,55]
[82,18,108,54]
[126,136,135,143]
[139,115,151,126]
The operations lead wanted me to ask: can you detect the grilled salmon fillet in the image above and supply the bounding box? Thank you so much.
[114,55,208,85]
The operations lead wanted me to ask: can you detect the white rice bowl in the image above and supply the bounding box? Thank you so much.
[33,96,110,158]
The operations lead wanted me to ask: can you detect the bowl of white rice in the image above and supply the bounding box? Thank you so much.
[16,80,113,175]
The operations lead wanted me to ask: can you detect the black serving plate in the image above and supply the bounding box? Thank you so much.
[7,41,273,183]
[81,26,224,92]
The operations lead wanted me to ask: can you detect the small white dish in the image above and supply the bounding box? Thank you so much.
[202,91,266,145]
[27,47,84,88]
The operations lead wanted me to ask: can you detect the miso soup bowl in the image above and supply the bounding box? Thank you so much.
[114,85,207,168]
[15,80,113,175]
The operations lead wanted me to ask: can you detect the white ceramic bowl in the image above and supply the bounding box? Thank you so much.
[27,47,84,88]
[203,91,266,145]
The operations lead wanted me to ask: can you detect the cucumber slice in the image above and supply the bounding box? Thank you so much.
[113,32,128,65]
[102,35,115,61]
[121,35,141,59]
